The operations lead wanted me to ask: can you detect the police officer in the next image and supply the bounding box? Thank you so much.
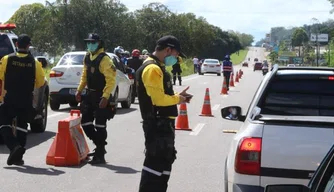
[171,56,182,85]
[136,35,192,192]
[75,33,117,164]
[222,54,234,91]
[0,34,45,165]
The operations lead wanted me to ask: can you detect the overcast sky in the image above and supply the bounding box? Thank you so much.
[0,0,333,43]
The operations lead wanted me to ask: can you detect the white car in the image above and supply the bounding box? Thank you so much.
[221,64,334,191]
[49,51,133,111]
[199,59,221,76]
[287,64,296,67]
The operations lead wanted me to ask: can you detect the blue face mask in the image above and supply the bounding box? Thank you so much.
[164,55,177,66]
[87,42,99,52]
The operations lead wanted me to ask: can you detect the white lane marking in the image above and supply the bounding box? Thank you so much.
[183,76,200,82]
[47,113,67,118]
[190,123,205,136]
[212,104,220,111]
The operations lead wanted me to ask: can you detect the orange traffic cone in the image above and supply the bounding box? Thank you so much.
[200,88,214,117]
[46,110,90,166]
[176,103,192,131]
[235,71,239,83]
[221,77,228,95]
[229,73,235,87]
[239,69,242,79]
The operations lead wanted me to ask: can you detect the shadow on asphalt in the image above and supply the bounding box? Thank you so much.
[4,165,65,176]
[116,108,137,115]
[93,163,140,174]
[0,131,56,154]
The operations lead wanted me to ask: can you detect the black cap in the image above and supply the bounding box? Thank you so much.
[84,33,101,42]
[17,34,32,48]
[156,35,186,58]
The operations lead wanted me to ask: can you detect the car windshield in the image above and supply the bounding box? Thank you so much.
[0,34,15,59]
[58,54,85,65]
[259,74,334,116]
[205,60,219,64]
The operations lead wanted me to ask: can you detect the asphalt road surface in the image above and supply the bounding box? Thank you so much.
[0,47,266,192]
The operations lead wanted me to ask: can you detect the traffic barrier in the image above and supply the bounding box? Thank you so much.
[46,110,90,166]
[200,88,214,117]
[235,71,239,83]
[175,103,192,131]
[229,73,235,87]
[220,77,228,95]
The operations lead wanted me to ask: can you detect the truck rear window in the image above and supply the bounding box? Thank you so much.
[259,76,334,116]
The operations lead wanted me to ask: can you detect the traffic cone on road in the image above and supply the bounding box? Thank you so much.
[235,71,239,83]
[229,73,235,87]
[239,69,243,79]
[176,103,192,131]
[220,77,228,95]
[200,88,214,117]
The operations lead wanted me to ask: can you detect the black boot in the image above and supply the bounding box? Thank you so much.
[88,141,107,157]
[179,81,182,86]
[89,146,106,165]
[7,145,26,166]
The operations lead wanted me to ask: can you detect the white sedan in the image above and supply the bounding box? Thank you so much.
[199,59,221,76]
[49,51,134,111]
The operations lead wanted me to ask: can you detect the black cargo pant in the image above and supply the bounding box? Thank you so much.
[172,71,181,85]
[223,72,231,90]
[80,91,109,154]
[0,99,34,151]
[139,118,177,192]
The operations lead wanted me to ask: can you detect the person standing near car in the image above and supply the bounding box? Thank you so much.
[0,34,45,166]
[75,33,117,164]
[136,35,192,192]
[192,56,199,73]
[172,56,182,85]
[222,54,234,91]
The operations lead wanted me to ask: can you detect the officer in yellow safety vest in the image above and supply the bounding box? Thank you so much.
[0,34,45,166]
[136,35,192,192]
[75,33,117,164]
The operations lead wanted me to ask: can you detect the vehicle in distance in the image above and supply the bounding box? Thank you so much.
[199,58,221,76]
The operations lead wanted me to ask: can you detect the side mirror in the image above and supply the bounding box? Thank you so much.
[265,185,310,192]
[221,106,244,121]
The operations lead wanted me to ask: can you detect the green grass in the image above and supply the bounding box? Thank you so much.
[230,49,249,65]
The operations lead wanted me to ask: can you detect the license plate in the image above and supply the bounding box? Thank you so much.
[210,66,214,68]
[69,89,86,95]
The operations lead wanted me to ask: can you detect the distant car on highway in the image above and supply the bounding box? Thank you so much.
[242,61,248,67]
[254,62,262,71]
[221,64,334,192]
[254,58,259,62]
[287,64,296,67]
[198,58,221,76]
[49,51,134,111]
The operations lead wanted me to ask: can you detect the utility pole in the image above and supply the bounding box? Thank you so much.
[316,33,319,67]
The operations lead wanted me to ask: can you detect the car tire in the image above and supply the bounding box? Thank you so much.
[69,102,78,108]
[121,87,132,109]
[30,92,48,133]
[50,99,60,111]
[217,73,221,76]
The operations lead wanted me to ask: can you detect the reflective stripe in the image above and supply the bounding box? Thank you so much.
[0,125,12,129]
[179,110,187,115]
[204,100,210,105]
[82,122,93,126]
[162,171,171,175]
[143,166,162,176]
[95,124,106,128]
[16,127,28,133]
